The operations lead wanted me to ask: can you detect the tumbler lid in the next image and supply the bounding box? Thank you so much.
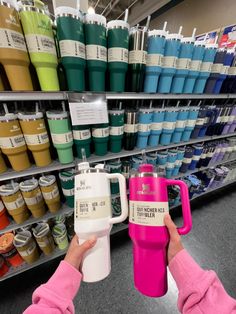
[108,109,124,115]
[181,36,195,43]
[0,113,17,121]
[194,40,206,47]
[55,6,83,19]
[148,29,167,38]
[46,111,68,119]
[166,33,183,41]
[0,183,19,196]
[39,175,56,187]
[139,108,153,114]
[2,0,18,9]
[107,20,129,30]
[59,170,75,182]
[20,178,38,192]
[14,231,32,247]
[85,13,106,26]
[18,112,43,120]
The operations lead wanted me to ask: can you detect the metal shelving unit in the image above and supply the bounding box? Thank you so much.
[1,132,235,182]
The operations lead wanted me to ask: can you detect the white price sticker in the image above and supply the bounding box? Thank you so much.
[73,129,91,140]
[69,101,108,126]
[129,50,147,64]
[51,132,73,145]
[108,47,128,63]
[0,135,25,149]
[25,34,57,55]
[86,44,107,61]
[109,126,124,136]
[0,28,27,51]
[129,200,169,226]
[146,53,162,67]
[162,56,177,68]
[176,58,190,70]
[24,132,49,146]
[59,40,85,59]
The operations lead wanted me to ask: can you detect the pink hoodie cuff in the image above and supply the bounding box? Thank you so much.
[169,249,205,291]
[46,260,82,300]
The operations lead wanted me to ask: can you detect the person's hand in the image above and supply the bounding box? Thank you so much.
[164,214,184,264]
[64,235,97,270]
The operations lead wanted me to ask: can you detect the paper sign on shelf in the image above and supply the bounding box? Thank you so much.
[218,24,236,48]
[69,101,108,126]
[196,30,220,44]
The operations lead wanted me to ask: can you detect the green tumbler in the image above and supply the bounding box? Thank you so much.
[55,6,85,91]
[92,123,109,156]
[107,160,122,195]
[84,14,107,91]
[46,111,74,164]
[59,170,75,208]
[19,0,59,91]
[109,110,124,153]
[107,20,129,92]
[52,223,69,250]
[72,125,91,159]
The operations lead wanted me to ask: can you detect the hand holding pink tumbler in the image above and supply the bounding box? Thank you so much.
[129,164,192,297]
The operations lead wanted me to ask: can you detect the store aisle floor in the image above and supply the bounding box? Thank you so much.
[1,184,236,314]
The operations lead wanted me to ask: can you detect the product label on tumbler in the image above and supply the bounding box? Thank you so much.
[211,63,223,73]
[162,121,176,130]
[229,115,235,122]
[183,157,192,163]
[73,129,91,140]
[228,66,236,75]
[42,187,59,200]
[59,40,85,59]
[75,196,110,220]
[0,135,25,149]
[150,122,163,130]
[128,50,147,64]
[92,127,109,138]
[200,153,207,159]
[162,56,177,68]
[175,120,186,128]
[109,126,124,136]
[176,58,190,70]
[24,192,43,206]
[129,200,169,226]
[221,116,229,123]
[189,60,201,71]
[146,53,162,67]
[108,47,128,63]
[200,61,212,72]
[207,152,214,157]
[192,155,201,161]
[138,124,151,132]
[124,124,138,133]
[19,242,36,257]
[4,195,24,211]
[24,132,49,145]
[186,119,196,127]
[166,162,174,169]
[25,34,57,55]
[86,44,107,61]
[51,132,73,144]
[195,118,205,126]
[175,160,182,166]
[0,29,27,51]
[62,188,74,196]
[221,65,230,75]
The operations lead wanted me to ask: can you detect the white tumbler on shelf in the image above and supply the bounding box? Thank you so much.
[74,162,128,282]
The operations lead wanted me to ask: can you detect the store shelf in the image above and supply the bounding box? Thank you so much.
[0,204,73,235]
[0,222,129,281]
[0,91,236,101]
[1,132,236,182]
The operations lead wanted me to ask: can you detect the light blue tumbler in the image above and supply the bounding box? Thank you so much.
[144,28,167,93]
[193,43,218,93]
[156,150,168,166]
[171,36,195,93]
[181,106,199,141]
[166,149,178,178]
[158,31,183,93]
[148,108,165,147]
[136,109,153,149]
[183,40,205,93]
[172,147,185,176]
[146,152,157,165]
[171,107,189,143]
[160,107,178,145]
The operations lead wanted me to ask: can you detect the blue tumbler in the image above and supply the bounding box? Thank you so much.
[183,40,205,93]
[198,107,213,137]
[180,146,194,173]
[213,48,235,93]
[146,152,157,165]
[221,55,236,93]
[189,143,204,170]
[144,29,167,93]
[131,155,143,170]
[172,147,185,176]
[166,149,178,178]
[205,106,218,136]
[171,107,189,143]
[160,107,178,145]
[191,107,208,139]
[158,32,182,93]
[148,108,165,147]
[204,48,226,93]
[156,151,168,166]
[193,43,218,93]
[136,109,153,149]
[171,36,194,93]
[181,106,199,141]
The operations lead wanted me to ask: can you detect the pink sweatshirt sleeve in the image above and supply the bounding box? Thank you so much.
[169,249,236,314]
[23,261,82,314]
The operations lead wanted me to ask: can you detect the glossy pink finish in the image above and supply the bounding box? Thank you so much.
[129,164,192,297]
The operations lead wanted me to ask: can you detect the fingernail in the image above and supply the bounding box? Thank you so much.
[88,236,97,245]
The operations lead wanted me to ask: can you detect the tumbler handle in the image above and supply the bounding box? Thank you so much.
[106,173,128,224]
[165,179,192,235]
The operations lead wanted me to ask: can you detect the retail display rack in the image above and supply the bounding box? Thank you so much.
[0,91,236,281]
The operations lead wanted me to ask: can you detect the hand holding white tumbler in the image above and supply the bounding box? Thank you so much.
[74,162,128,282]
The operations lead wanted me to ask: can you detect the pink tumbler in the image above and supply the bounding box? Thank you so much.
[129,164,192,297]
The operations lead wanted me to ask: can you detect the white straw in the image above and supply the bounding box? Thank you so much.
[35,102,39,113]
[145,15,151,30]
[192,28,196,38]
[214,35,218,45]
[178,26,183,35]
[81,148,86,162]
[163,21,167,31]
[149,100,153,109]
[3,103,9,114]
[119,102,122,110]
[204,33,208,42]
[62,101,66,112]
[124,9,128,23]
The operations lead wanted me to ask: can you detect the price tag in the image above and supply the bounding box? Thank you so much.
[69,101,108,126]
